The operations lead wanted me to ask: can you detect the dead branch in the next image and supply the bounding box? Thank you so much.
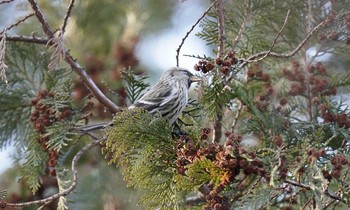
[0,13,35,34]
[244,10,290,64]
[61,0,75,35]
[239,14,327,68]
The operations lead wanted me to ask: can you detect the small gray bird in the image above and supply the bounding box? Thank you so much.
[78,67,201,132]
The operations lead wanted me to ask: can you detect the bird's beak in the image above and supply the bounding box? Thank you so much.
[190,75,201,82]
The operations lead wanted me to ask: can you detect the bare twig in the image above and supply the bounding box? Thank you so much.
[0,13,35,34]
[6,35,49,44]
[244,10,290,64]
[216,0,225,58]
[231,100,243,131]
[175,0,217,67]
[284,179,346,203]
[239,15,327,68]
[232,12,250,49]
[61,0,75,35]
[0,0,14,5]
[6,138,105,208]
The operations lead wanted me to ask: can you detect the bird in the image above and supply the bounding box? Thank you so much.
[78,67,201,133]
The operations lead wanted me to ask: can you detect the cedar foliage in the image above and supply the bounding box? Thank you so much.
[1,0,350,209]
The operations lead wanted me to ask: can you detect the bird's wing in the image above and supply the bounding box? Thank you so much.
[131,82,173,113]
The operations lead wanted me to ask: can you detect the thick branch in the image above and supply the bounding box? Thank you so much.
[64,53,122,112]
[27,0,54,38]
[5,138,105,208]
[176,0,217,67]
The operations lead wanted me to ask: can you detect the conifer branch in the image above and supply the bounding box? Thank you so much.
[0,12,35,34]
[5,138,106,208]
[175,0,217,67]
[61,0,75,35]
[22,0,122,112]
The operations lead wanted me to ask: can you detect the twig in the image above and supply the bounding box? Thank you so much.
[6,35,49,44]
[5,138,105,208]
[0,0,14,5]
[284,179,346,203]
[216,0,225,58]
[61,0,75,35]
[175,0,217,67]
[239,15,327,68]
[232,12,250,50]
[0,13,35,34]
[244,10,290,64]
[231,100,243,132]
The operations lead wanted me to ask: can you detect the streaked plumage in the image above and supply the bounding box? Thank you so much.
[78,67,200,132]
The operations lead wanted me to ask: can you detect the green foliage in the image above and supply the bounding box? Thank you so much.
[103,108,182,209]
[200,75,232,119]
[122,68,150,104]
[1,42,82,193]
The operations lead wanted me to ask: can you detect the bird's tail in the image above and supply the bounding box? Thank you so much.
[76,122,113,133]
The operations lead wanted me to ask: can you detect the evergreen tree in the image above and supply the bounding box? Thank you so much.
[0,0,349,209]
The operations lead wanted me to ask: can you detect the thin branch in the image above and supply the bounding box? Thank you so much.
[5,35,49,44]
[0,13,35,34]
[175,0,217,67]
[185,195,206,206]
[232,12,250,50]
[216,0,225,58]
[61,0,75,35]
[5,138,106,208]
[284,179,346,203]
[27,0,55,38]
[231,100,243,132]
[0,0,14,5]
[244,10,290,64]
[239,14,327,68]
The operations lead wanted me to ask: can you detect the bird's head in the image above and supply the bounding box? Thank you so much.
[162,67,201,88]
